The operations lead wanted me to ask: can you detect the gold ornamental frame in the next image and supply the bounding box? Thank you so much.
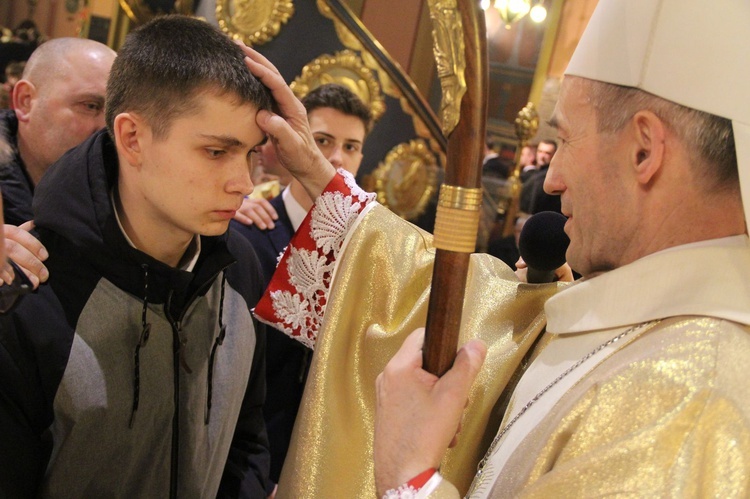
[290,50,386,121]
[216,0,294,46]
[372,139,440,220]
[118,0,193,24]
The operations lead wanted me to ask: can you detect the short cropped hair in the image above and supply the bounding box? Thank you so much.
[586,80,737,191]
[301,84,373,134]
[105,15,271,140]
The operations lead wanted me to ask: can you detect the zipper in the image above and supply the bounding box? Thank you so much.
[165,290,181,499]
[162,264,232,498]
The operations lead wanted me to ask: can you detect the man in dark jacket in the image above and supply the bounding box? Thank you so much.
[0,16,273,497]
[519,139,559,215]
[0,37,115,226]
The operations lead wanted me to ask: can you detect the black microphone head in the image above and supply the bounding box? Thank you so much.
[518,211,570,272]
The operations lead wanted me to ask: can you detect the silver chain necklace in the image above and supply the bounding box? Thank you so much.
[466,319,661,497]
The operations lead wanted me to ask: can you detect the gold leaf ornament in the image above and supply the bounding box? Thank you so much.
[216,0,294,46]
[427,0,466,137]
[290,50,386,121]
[372,139,440,220]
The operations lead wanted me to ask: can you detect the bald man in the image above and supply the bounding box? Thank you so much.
[0,37,116,225]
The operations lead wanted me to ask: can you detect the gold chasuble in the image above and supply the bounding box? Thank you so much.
[255,172,750,497]
[254,172,560,497]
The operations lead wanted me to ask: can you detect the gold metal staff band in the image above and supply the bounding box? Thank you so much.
[437,184,482,210]
[433,185,482,252]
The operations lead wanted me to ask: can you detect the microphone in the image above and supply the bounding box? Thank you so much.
[518,211,570,283]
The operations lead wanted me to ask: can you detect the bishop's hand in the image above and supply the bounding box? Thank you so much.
[374,328,487,495]
[239,43,336,202]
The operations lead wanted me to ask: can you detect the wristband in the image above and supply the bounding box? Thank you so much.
[382,468,437,499]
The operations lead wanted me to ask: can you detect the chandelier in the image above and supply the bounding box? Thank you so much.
[481,0,548,28]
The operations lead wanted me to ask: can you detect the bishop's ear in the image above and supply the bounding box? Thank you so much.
[630,110,666,185]
[112,113,145,167]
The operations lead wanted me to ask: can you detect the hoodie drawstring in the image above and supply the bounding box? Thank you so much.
[205,271,227,425]
[128,265,228,427]
[130,264,152,428]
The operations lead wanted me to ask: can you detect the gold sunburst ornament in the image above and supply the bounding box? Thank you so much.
[372,140,439,220]
[290,50,386,121]
[216,0,294,46]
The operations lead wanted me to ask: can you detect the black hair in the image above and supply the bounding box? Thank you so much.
[301,83,373,134]
[105,15,272,140]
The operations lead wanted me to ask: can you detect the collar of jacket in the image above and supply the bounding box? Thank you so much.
[33,129,237,310]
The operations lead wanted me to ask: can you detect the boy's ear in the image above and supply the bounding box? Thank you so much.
[12,80,35,121]
[630,110,666,185]
[113,113,146,167]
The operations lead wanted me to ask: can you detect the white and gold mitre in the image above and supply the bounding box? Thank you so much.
[564,0,750,228]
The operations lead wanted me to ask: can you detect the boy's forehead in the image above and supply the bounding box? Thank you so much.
[149,90,264,143]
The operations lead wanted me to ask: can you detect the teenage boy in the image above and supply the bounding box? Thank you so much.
[0,16,272,497]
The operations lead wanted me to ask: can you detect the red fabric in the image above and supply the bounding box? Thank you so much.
[253,172,362,346]
[406,468,437,490]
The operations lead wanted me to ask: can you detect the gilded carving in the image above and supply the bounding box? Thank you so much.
[290,50,386,121]
[118,0,193,24]
[372,140,440,220]
[316,0,443,156]
[216,0,294,46]
[316,0,363,50]
[499,102,540,237]
[315,0,448,217]
[427,0,466,137]
[514,101,539,143]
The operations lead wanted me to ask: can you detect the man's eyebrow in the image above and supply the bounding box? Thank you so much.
[546,115,560,129]
[198,134,244,148]
[75,93,105,103]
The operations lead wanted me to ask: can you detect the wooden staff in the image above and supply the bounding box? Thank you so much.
[423,0,488,376]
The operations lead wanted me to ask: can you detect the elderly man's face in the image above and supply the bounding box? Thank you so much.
[22,49,113,170]
[544,77,635,277]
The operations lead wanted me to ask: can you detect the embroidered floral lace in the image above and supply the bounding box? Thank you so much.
[254,169,376,349]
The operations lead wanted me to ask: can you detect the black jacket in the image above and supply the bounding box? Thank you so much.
[0,108,35,225]
[0,129,271,497]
